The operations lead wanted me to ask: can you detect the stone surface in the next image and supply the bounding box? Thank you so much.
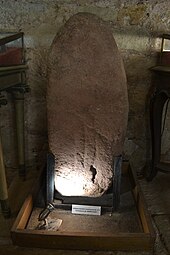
[140,172,170,215]
[47,13,128,197]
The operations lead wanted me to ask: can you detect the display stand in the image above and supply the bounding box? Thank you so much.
[11,162,155,252]
[0,32,28,217]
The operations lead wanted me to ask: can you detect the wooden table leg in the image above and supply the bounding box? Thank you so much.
[147,91,168,181]
[0,132,11,218]
[13,91,25,179]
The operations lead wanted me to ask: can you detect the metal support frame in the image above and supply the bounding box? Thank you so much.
[112,155,122,211]
[46,152,55,205]
[45,153,122,212]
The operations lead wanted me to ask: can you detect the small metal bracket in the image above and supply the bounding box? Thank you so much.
[46,153,55,205]
[36,202,55,229]
[112,155,122,212]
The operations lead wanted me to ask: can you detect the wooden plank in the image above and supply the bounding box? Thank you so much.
[11,195,33,232]
[0,64,27,73]
[0,73,21,90]
[151,65,170,73]
[134,186,155,238]
[128,166,155,240]
[132,186,149,233]
[12,229,152,251]
[8,172,36,215]
[0,32,24,46]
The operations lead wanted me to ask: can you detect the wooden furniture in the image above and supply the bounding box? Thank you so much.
[0,32,28,217]
[147,66,170,181]
[11,162,155,252]
[147,34,170,181]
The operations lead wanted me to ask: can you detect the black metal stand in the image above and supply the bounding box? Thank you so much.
[45,154,122,212]
[46,152,55,205]
[112,155,122,211]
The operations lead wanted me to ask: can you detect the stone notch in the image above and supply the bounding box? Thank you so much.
[47,12,129,197]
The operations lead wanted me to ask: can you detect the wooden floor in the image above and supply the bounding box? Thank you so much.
[1,166,170,255]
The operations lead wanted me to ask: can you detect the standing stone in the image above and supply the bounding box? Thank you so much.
[47,13,129,197]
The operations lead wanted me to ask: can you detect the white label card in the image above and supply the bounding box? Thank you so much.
[72,204,101,216]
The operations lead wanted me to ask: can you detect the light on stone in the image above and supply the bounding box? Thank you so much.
[55,170,87,196]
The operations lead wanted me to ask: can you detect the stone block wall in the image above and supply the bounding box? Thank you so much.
[0,0,169,181]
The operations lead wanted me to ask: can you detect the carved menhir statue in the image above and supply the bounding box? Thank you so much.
[47,13,129,197]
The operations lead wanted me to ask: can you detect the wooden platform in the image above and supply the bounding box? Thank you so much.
[11,163,155,251]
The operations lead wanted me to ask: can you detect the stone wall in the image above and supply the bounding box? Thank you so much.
[0,0,170,181]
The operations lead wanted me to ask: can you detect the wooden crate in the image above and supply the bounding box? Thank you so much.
[11,163,155,251]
